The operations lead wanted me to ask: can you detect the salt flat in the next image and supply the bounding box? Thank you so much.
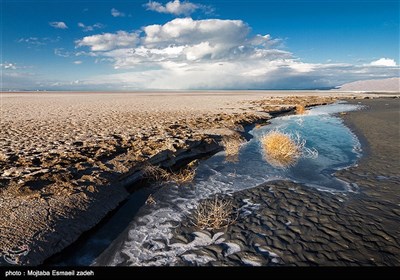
[0,90,396,265]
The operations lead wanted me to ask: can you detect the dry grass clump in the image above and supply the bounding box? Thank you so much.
[142,164,196,185]
[261,130,317,168]
[168,168,196,184]
[142,164,170,181]
[145,194,156,205]
[295,104,307,115]
[222,134,245,162]
[193,196,237,230]
[0,152,7,162]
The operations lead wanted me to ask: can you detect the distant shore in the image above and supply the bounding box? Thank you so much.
[0,91,398,265]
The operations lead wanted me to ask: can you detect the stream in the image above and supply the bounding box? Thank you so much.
[55,102,364,266]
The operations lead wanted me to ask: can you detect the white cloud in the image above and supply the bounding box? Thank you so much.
[18,37,46,46]
[0,62,31,70]
[1,63,17,70]
[111,8,125,17]
[73,61,398,90]
[370,58,397,67]
[18,37,60,47]
[76,31,139,51]
[142,18,249,48]
[49,21,68,29]
[72,17,399,89]
[144,0,207,16]
[75,51,97,57]
[78,22,105,32]
[54,48,71,57]
[4,16,375,90]
[76,18,285,69]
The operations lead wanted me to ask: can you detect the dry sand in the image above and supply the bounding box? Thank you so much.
[0,91,398,265]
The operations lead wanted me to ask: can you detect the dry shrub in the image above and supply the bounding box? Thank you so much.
[222,134,245,162]
[168,168,196,184]
[193,196,237,230]
[142,164,196,185]
[142,164,170,181]
[0,152,7,162]
[296,104,307,115]
[261,130,317,168]
[145,194,156,205]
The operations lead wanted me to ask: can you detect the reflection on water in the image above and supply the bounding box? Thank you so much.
[64,102,364,266]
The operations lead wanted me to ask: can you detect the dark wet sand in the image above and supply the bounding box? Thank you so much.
[174,97,400,266]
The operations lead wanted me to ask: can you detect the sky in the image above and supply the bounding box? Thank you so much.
[1,0,399,90]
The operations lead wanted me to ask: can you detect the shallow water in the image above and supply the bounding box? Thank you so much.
[57,102,364,266]
[90,102,363,266]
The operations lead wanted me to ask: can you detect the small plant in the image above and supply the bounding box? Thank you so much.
[295,104,307,115]
[222,134,245,162]
[193,196,237,230]
[145,194,156,205]
[261,130,318,168]
[0,152,7,162]
[142,164,196,185]
[142,164,170,181]
[168,168,196,184]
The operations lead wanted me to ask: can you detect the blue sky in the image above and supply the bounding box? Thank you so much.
[1,0,399,90]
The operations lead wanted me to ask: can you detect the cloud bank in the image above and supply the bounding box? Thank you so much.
[370,58,397,67]
[70,17,399,90]
[3,13,398,91]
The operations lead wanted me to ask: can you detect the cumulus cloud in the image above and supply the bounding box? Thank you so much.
[76,31,139,51]
[77,18,286,68]
[370,58,397,67]
[72,18,398,89]
[49,21,68,29]
[75,17,317,88]
[144,0,209,16]
[142,18,249,48]
[111,8,125,17]
[70,17,400,90]
[78,22,105,32]
[73,60,83,64]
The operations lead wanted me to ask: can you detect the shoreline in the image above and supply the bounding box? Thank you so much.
[0,92,398,266]
[167,97,400,266]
